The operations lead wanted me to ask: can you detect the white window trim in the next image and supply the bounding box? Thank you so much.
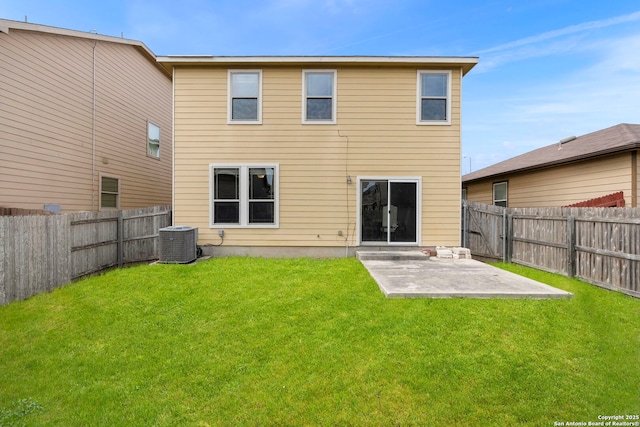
[302,69,337,125]
[493,181,508,207]
[147,120,160,159]
[99,173,120,211]
[416,70,452,126]
[227,70,263,124]
[209,163,279,228]
[356,176,422,246]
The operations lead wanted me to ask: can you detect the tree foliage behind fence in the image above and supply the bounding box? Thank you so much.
[0,206,171,305]
[462,200,640,298]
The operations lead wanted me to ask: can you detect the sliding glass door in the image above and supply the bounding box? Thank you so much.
[360,179,418,244]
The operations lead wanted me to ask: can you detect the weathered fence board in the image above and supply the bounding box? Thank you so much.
[70,211,120,279]
[462,201,639,298]
[0,207,56,216]
[461,202,504,260]
[574,215,640,294]
[0,206,171,305]
[511,212,569,275]
[122,206,171,264]
[0,215,70,304]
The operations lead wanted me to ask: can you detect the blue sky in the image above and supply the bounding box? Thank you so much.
[2,0,639,173]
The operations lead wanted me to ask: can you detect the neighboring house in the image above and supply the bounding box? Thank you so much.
[0,19,172,212]
[158,55,478,256]
[462,123,640,208]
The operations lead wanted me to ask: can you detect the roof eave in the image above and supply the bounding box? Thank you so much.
[156,55,479,75]
[0,18,171,79]
[462,142,640,184]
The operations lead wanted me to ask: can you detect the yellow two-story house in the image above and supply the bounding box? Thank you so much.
[158,56,477,257]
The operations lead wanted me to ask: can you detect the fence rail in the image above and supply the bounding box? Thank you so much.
[0,205,171,305]
[462,200,639,298]
[0,207,56,216]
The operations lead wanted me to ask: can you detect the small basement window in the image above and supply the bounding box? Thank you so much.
[101,176,120,209]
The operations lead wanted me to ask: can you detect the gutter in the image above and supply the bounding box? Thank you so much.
[156,55,480,76]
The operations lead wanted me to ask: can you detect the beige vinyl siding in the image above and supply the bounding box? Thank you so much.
[463,181,493,205]
[174,65,463,247]
[465,153,633,208]
[0,28,171,211]
[92,40,172,209]
[1,30,93,210]
[509,154,631,207]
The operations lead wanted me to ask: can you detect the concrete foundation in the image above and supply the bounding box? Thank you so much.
[199,244,425,258]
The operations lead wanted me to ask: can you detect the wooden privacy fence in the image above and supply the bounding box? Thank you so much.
[462,200,640,298]
[0,205,171,305]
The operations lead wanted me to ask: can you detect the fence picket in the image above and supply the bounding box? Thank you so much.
[0,206,171,305]
[462,201,639,298]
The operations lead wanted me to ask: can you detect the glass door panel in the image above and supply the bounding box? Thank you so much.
[361,180,387,242]
[389,182,417,243]
[361,179,418,245]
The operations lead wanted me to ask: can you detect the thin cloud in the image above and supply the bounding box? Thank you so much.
[588,33,640,72]
[471,9,640,73]
[476,10,640,55]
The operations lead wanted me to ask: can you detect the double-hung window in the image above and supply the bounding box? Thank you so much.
[100,175,119,209]
[417,70,451,125]
[147,121,160,158]
[303,70,336,124]
[228,70,262,124]
[211,164,278,227]
[493,182,508,207]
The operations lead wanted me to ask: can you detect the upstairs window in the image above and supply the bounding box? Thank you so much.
[211,164,278,227]
[417,70,451,125]
[228,70,262,124]
[303,70,336,124]
[147,121,160,158]
[493,182,508,207]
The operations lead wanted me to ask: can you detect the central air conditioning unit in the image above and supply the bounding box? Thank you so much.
[159,226,198,264]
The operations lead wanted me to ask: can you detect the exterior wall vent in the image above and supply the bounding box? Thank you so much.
[159,226,198,263]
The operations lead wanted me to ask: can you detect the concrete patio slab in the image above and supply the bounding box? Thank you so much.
[357,251,572,299]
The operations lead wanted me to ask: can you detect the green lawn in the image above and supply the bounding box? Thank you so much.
[1,258,638,426]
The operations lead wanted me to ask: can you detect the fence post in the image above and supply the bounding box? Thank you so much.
[117,210,124,268]
[462,201,468,248]
[0,217,5,305]
[567,216,576,277]
[506,213,513,263]
[502,208,507,262]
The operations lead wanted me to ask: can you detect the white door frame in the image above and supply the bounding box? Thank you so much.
[356,176,422,246]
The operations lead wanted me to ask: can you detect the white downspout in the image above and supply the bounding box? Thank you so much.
[171,66,176,225]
